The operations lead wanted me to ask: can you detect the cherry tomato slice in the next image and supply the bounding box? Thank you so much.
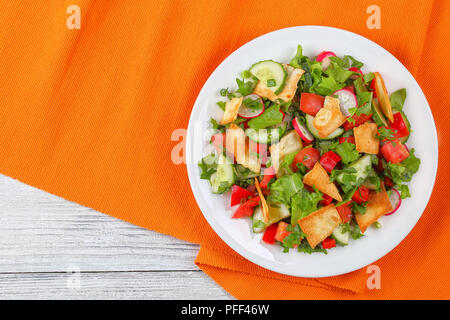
[292,147,320,171]
[381,139,409,163]
[300,93,325,116]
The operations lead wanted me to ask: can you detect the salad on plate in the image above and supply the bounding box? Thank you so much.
[198,45,420,254]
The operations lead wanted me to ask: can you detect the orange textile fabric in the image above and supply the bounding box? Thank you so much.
[0,0,448,299]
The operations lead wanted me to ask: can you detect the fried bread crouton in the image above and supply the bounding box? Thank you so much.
[313,96,347,138]
[298,204,342,248]
[355,182,393,233]
[220,97,243,125]
[303,162,343,201]
[354,122,379,154]
[269,130,303,175]
[225,124,261,173]
[253,64,304,102]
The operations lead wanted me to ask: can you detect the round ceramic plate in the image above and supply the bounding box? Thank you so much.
[185,26,438,277]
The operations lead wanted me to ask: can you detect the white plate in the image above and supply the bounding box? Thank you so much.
[185,26,438,277]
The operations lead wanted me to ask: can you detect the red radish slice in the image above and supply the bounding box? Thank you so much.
[293,117,314,143]
[333,88,357,116]
[238,94,265,119]
[385,188,401,216]
[316,51,336,69]
[349,67,363,80]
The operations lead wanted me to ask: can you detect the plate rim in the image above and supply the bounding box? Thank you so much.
[185,25,438,278]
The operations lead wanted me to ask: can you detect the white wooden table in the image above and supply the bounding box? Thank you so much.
[0,174,232,299]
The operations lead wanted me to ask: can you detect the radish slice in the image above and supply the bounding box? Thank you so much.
[293,117,314,143]
[238,94,265,119]
[385,188,402,216]
[333,88,357,116]
[316,51,336,69]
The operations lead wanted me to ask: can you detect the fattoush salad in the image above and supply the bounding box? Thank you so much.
[198,45,420,253]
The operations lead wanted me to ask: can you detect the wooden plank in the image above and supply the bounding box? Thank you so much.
[0,271,233,300]
[0,174,200,272]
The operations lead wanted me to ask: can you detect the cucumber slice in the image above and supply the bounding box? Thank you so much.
[362,168,381,190]
[336,154,374,189]
[245,124,286,144]
[349,154,373,183]
[211,154,234,194]
[371,98,388,127]
[249,60,287,94]
[305,114,344,140]
[252,203,290,233]
[332,224,349,245]
[252,207,266,233]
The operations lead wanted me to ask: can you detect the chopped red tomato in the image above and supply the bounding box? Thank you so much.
[336,201,352,223]
[262,223,279,244]
[211,133,226,153]
[349,67,363,76]
[384,176,394,188]
[292,147,320,171]
[319,151,342,173]
[275,221,291,242]
[322,237,336,249]
[370,79,377,98]
[381,139,410,163]
[259,167,276,189]
[321,194,333,206]
[352,186,370,204]
[300,93,325,116]
[343,113,373,131]
[389,112,409,138]
[375,156,384,173]
[344,84,355,93]
[230,185,255,207]
[232,196,260,219]
[250,142,268,155]
[339,135,355,144]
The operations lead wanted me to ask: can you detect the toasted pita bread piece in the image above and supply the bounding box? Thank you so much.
[355,182,392,233]
[254,177,270,223]
[354,122,379,154]
[269,130,303,176]
[220,97,243,125]
[253,64,304,102]
[313,96,347,138]
[303,162,343,201]
[298,204,342,248]
[225,124,261,173]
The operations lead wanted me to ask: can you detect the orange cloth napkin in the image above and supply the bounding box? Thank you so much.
[0,0,448,299]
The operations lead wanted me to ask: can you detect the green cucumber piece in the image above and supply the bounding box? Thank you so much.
[252,203,290,233]
[249,60,287,94]
[336,154,374,190]
[362,168,381,190]
[210,154,234,194]
[245,123,286,144]
[305,114,344,140]
[349,154,373,183]
[371,98,388,127]
[332,224,349,245]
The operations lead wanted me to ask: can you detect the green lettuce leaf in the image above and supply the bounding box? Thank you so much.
[333,142,360,164]
[247,104,283,129]
[290,188,323,224]
[267,173,304,206]
[390,88,407,112]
